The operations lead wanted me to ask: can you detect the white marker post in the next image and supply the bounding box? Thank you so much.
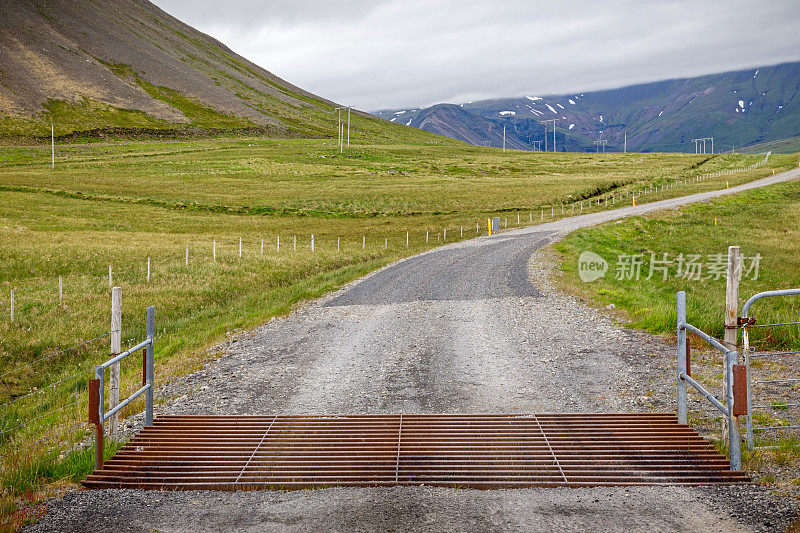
[51,124,55,169]
[186,243,189,266]
[59,276,62,304]
[213,240,216,262]
[109,287,122,437]
[147,257,151,283]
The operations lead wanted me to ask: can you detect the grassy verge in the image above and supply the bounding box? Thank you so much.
[0,139,794,527]
[553,171,800,495]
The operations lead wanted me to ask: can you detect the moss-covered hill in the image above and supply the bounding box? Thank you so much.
[0,0,444,144]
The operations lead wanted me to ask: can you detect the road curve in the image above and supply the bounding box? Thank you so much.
[29,167,800,533]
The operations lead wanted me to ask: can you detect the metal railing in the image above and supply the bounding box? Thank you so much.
[89,305,155,469]
[676,291,742,470]
[740,288,800,449]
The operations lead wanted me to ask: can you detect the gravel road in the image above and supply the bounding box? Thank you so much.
[29,168,800,532]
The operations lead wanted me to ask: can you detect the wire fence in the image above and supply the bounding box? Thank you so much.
[1,151,777,325]
[742,293,800,448]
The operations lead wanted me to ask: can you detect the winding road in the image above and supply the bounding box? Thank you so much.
[30,168,800,532]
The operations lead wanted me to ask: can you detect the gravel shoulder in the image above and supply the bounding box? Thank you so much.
[27,169,800,532]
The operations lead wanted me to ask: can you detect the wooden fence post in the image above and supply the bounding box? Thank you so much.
[723,245,741,445]
[109,287,122,438]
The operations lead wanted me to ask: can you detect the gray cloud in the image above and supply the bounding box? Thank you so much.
[152,0,800,110]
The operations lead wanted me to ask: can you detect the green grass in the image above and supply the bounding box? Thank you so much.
[736,135,800,155]
[0,137,793,517]
[553,167,800,345]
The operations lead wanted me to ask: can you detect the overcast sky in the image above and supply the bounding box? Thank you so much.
[152,0,800,111]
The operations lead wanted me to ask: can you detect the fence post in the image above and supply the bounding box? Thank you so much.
[239,237,242,259]
[277,235,280,252]
[362,236,365,249]
[213,240,216,262]
[59,276,63,304]
[261,238,264,257]
[109,287,122,438]
[108,265,112,288]
[147,257,151,283]
[676,291,687,424]
[723,246,741,445]
[89,374,103,470]
[145,305,155,426]
[406,232,409,247]
[185,243,189,266]
[293,235,296,252]
[9,289,13,322]
[338,236,340,252]
[311,234,315,252]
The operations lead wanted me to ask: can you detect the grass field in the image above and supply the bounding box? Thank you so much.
[0,136,795,527]
[553,173,800,493]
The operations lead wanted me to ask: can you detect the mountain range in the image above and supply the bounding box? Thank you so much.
[373,61,800,153]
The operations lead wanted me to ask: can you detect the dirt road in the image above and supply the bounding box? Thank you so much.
[29,168,800,532]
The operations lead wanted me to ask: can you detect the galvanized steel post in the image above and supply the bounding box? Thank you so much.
[676,291,688,424]
[145,305,155,426]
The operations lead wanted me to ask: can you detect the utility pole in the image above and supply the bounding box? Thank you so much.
[541,119,557,152]
[594,140,607,153]
[691,137,714,154]
[334,107,344,152]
